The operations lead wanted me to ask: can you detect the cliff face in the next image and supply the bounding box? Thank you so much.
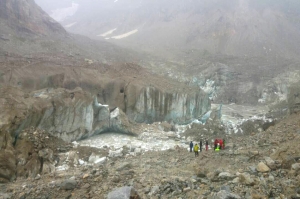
[0,0,66,36]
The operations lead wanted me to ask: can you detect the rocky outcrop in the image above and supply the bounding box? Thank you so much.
[0,131,16,182]
[287,81,300,114]
[0,0,66,36]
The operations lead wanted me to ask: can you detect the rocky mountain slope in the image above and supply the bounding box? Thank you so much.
[0,0,212,187]
[0,1,300,198]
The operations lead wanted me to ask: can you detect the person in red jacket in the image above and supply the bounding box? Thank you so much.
[214,139,218,151]
[219,139,223,150]
[205,140,209,151]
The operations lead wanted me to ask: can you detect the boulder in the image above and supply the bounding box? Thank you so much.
[158,122,173,132]
[107,186,140,199]
[60,179,77,190]
[67,151,79,165]
[41,162,55,175]
[109,108,137,135]
[291,163,300,171]
[282,157,296,169]
[257,162,270,173]
[218,172,235,180]
[264,157,276,170]
[38,148,53,161]
[88,153,106,165]
[238,173,255,186]
[108,148,123,158]
[212,190,241,199]
[0,149,16,182]
[0,131,16,182]
[116,162,132,171]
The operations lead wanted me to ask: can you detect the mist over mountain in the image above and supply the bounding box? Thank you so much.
[35,0,300,60]
[34,0,300,105]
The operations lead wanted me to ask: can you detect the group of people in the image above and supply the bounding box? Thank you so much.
[189,140,208,157]
[189,138,226,157]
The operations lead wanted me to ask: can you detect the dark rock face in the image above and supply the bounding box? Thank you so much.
[0,132,16,183]
[0,0,66,36]
[288,82,300,114]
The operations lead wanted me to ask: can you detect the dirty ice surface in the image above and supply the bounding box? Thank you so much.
[78,129,188,152]
[212,103,270,134]
[213,103,269,123]
[78,104,269,151]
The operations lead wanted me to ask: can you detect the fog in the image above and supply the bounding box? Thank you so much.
[34,0,300,60]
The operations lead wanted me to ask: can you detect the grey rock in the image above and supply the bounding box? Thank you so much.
[248,166,257,174]
[220,186,231,192]
[268,175,275,182]
[265,157,276,170]
[38,148,53,161]
[291,163,300,171]
[60,179,77,190]
[257,162,270,172]
[107,186,140,199]
[149,186,160,196]
[116,162,132,171]
[144,187,151,194]
[238,173,254,185]
[212,190,241,199]
[0,193,12,199]
[218,172,235,180]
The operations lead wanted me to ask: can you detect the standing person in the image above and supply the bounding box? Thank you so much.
[199,140,203,152]
[215,143,220,151]
[205,140,209,151]
[194,144,199,157]
[190,141,193,152]
[219,139,223,150]
[214,139,218,151]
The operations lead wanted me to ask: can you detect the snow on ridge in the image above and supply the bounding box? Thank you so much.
[64,22,77,28]
[50,2,79,22]
[97,28,117,37]
[111,29,138,39]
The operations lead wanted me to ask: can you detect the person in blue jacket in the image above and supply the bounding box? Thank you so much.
[189,141,193,152]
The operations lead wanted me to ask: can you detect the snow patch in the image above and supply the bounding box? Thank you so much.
[50,3,79,22]
[111,29,138,39]
[64,22,77,28]
[97,28,117,37]
[110,108,120,118]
